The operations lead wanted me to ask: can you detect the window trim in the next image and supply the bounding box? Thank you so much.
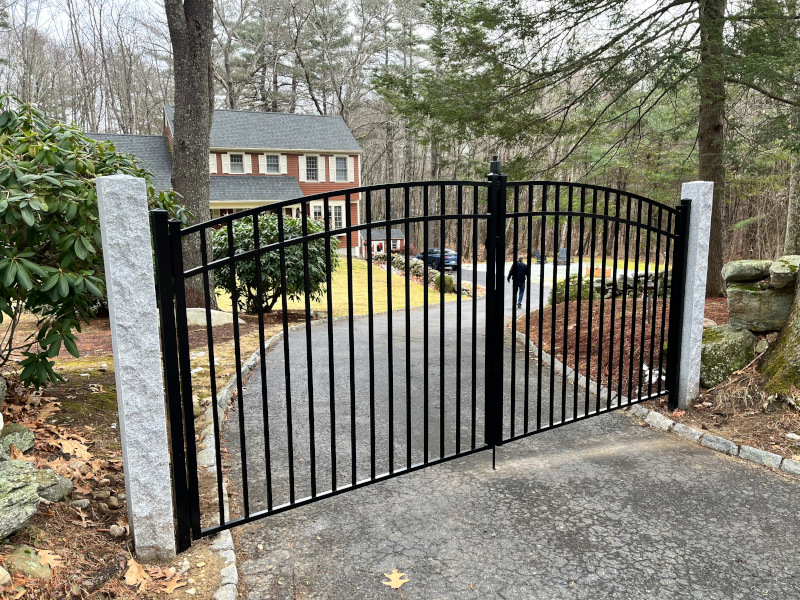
[305,154,320,182]
[265,154,280,174]
[335,156,348,182]
[229,153,245,174]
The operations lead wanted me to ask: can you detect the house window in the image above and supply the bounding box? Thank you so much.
[306,156,318,181]
[333,205,343,229]
[391,240,399,250]
[265,155,279,173]
[313,205,323,220]
[229,153,244,173]
[336,156,347,181]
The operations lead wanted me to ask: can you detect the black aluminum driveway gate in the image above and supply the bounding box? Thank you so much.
[153,157,690,551]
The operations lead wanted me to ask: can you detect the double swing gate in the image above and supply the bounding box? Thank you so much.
[153,157,690,551]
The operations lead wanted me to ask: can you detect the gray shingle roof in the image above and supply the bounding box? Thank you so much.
[164,106,362,153]
[89,133,173,191]
[88,132,304,202]
[210,176,302,202]
[370,228,405,240]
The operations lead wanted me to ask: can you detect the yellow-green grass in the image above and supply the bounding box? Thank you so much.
[215,258,459,318]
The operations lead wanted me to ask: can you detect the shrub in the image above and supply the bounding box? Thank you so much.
[212,213,339,313]
[434,273,455,293]
[547,274,598,306]
[0,94,186,387]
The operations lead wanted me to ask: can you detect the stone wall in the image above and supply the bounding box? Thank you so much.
[700,256,798,388]
[724,257,798,332]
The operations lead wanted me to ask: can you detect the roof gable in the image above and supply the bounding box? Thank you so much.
[164,106,362,153]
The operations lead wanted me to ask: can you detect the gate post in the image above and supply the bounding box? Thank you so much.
[667,181,713,410]
[97,175,177,561]
[485,156,507,447]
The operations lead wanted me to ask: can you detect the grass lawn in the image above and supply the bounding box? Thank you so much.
[215,257,459,318]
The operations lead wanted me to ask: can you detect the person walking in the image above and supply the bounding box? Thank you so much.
[507,256,528,309]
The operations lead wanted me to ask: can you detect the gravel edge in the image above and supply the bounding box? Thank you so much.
[511,328,799,477]
[625,405,799,475]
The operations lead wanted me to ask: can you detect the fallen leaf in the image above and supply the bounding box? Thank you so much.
[38,549,65,570]
[124,558,149,590]
[161,577,187,594]
[73,482,92,495]
[8,445,30,461]
[672,409,686,417]
[382,568,409,589]
[51,437,92,460]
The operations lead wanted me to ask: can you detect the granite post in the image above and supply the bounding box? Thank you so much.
[97,175,176,561]
[677,181,714,409]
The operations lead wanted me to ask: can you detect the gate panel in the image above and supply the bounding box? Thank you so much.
[498,181,683,444]
[170,181,493,539]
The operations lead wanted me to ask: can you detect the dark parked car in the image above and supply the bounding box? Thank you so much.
[415,247,458,271]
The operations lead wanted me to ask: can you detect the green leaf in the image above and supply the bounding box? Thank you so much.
[62,335,79,358]
[15,264,33,290]
[41,273,59,291]
[74,238,87,260]
[3,262,17,287]
[20,207,34,226]
[57,274,69,297]
[85,279,103,298]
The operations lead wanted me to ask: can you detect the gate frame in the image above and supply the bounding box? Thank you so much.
[97,167,712,558]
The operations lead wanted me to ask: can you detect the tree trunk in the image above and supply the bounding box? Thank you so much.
[164,0,216,308]
[786,156,800,254]
[759,281,800,393]
[697,0,727,297]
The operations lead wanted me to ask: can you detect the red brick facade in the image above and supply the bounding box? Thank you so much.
[165,115,363,252]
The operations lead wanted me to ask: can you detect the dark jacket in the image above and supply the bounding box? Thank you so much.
[507,260,527,283]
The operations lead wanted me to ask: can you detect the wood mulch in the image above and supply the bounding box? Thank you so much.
[517,295,673,398]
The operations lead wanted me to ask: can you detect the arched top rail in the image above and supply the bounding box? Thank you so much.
[180,180,492,236]
[507,181,677,215]
[180,178,674,237]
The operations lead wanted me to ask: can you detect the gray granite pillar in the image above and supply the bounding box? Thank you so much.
[677,181,714,409]
[97,175,176,561]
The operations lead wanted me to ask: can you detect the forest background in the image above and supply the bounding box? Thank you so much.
[2,0,798,285]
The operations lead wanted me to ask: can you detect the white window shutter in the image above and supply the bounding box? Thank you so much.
[298,155,307,182]
[221,153,231,174]
[209,153,217,174]
[258,154,267,174]
[243,153,252,174]
[328,156,335,182]
[347,156,355,182]
[279,154,288,174]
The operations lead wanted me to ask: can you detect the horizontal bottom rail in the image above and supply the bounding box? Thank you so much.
[199,443,491,537]
[500,391,669,446]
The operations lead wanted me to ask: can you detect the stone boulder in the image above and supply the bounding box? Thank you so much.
[0,423,35,453]
[727,282,794,332]
[0,461,41,539]
[0,375,6,411]
[769,255,800,289]
[184,308,245,327]
[33,469,73,502]
[721,260,773,283]
[7,545,52,579]
[700,325,757,388]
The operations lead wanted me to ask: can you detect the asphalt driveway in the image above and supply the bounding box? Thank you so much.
[222,277,800,599]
